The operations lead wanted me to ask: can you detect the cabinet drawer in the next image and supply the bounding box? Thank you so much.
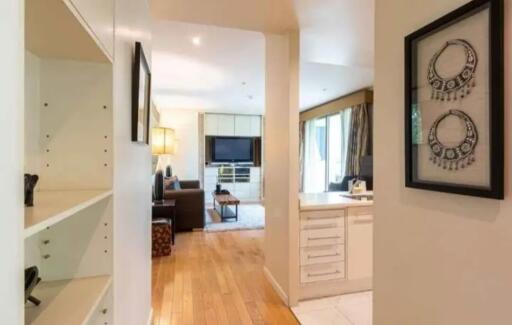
[301,216,344,231]
[301,262,345,283]
[300,227,345,247]
[348,206,373,217]
[300,244,345,265]
[301,209,346,220]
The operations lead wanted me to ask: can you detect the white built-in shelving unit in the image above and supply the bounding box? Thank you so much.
[24,0,114,323]
[202,113,264,204]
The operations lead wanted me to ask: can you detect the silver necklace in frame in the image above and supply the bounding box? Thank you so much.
[427,39,478,101]
[428,109,478,171]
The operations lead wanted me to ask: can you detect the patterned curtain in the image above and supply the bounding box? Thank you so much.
[345,103,370,176]
[299,120,306,192]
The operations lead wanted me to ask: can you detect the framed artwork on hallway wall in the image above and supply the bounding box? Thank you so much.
[132,41,151,144]
[404,0,503,199]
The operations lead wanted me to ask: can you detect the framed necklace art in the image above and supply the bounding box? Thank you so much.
[404,0,504,199]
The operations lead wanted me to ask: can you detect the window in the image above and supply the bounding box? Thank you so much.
[304,117,327,193]
[303,109,352,193]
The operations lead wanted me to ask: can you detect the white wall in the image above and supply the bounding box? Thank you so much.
[113,0,152,324]
[0,0,24,323]
[264,31,300,305]
[374,1,512,324]
[159,109,200,179]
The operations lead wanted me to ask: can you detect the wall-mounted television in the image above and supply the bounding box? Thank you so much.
[211,136,253,162]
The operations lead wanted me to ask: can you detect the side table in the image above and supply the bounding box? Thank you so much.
[152,199,176,245]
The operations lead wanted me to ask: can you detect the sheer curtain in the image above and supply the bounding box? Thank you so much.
[304,118,327,193]
[303,109,352,193]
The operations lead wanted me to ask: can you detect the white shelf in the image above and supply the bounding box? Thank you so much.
[25,275,112,325]
[25,190,113,238]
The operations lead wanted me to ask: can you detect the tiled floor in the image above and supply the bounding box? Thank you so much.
[291,291,372,325]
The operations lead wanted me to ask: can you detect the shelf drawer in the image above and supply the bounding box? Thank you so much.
[300,227,345,247]
[301,261,345,283]
[300,244,345,266]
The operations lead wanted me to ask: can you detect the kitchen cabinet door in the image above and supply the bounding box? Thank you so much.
[234,115,252,136]
[347,208,373,280]
[204,114,219,135]
[217,115,235,136]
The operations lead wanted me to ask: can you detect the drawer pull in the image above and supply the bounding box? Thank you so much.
[308,253,340,259]
[101,308,108,314]
[303,224,337,230]
[308,236,340,241]
[308,270,341,277]
[306,215,341,220]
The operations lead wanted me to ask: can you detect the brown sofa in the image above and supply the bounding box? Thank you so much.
[163,180,204,231]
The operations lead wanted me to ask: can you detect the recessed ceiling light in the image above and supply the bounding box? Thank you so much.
[191,36,201,46]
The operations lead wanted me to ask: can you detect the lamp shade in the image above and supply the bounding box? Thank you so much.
[151,127,175,155]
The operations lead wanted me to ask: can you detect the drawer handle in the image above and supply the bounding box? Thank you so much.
[308,253,340,259]
[306,215,342,220]
[352,217,373,224]
[101,308,108,314]
[303,224,337,230]
[308,270,341,277]
[307,236,341,241]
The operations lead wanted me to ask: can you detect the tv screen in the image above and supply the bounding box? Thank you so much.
[212,137,253,162]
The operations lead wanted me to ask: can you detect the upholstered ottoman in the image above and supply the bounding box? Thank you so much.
[152,218,172,257]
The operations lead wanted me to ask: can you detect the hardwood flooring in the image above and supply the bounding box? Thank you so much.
[152,230,299,325]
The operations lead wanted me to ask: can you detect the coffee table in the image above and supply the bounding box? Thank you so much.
[212,192,240,222]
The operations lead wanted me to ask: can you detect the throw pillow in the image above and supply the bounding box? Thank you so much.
[164,176,181,190]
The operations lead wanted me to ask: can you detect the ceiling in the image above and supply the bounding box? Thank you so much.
[150,0,298,34]
[151,0,374,113]
[152,21,265,114]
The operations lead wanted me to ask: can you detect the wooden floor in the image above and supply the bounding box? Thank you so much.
[152,230,299,325]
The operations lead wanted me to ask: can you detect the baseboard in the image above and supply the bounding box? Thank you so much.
[147,308,153,325]
[263,266,289,305]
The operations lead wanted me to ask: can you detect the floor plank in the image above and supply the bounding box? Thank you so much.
[152,230,299,325]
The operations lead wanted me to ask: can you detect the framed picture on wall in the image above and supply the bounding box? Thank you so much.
[132,41,151,144]
[404,0,503,199]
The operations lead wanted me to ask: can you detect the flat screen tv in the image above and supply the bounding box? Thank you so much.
[212,137,253,162]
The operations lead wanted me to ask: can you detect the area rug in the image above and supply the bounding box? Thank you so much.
[204,203,265,232]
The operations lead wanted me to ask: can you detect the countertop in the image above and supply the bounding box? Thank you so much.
[299,191,373,211]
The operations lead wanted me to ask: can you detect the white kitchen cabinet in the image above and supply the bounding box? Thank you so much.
[217,115,235,136]
[250,115,261,136]
[204,114,219,136]
[347,206,373,280]
[298,198,373,300]
[205,113,261,137]
[69,0,114,60]
[235,115,252,136]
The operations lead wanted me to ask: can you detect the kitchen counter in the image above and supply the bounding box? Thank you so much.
[299,191,373,211]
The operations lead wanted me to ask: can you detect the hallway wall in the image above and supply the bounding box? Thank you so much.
[0,0,24,323]
[374,0,512,324]
[113,0,152,323]
[159,109,200,180]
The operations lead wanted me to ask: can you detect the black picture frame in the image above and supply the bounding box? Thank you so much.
[132,41,151,144]
[404,0,503,199]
